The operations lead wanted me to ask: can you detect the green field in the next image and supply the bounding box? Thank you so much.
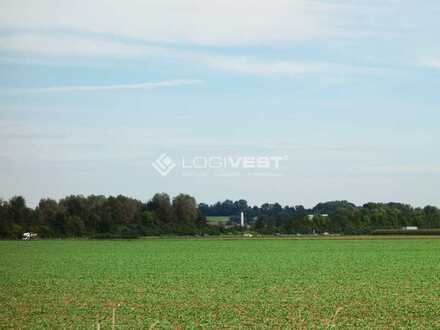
[1,239,440,329]
[206,216,231,225]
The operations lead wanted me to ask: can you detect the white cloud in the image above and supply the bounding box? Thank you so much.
[1,79,203,94]
[202,56,319,77]
[0,0,436,78]
[0,33,387,79]
[0,34,166,58]
[365,164,440,174]
[0,0,402,46]
[202,56,386,78]
[420,58,440,69]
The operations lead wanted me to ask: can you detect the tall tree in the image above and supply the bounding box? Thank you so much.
[172,194,200,234]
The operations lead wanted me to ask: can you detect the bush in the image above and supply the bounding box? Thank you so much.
[372,229,440,235]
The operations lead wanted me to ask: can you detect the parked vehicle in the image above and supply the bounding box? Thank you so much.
[22,232,38,240]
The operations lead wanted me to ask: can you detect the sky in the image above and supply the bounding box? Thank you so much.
[0,0,440,208]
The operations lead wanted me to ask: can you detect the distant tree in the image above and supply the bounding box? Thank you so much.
[254,215,276,234]
[424,206,440,228]
[295,205,307,216]
[147,193,173,233]
[1,193,440,238]
[313,200,356,215]
[172,194,200,234]
[10,196,34,234]
[37,198,63,237]
[65,215,85,237]
[0,199,11,238]
[234,199,248,212]
[141,210,159,235]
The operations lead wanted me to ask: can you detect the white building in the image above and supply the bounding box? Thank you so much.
[402,226,418,231]
[307,214,329,220]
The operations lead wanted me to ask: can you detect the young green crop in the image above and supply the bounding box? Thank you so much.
[1,239,440,328]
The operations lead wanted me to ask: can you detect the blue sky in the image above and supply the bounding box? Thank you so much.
[0,0,440,207]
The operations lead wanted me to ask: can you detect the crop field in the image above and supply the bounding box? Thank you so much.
[206,216,231,225]
[1,238,440,329]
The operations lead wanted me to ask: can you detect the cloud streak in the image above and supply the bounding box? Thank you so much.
[0,34,166,58]
[0,33,388,79]
[0,0,391,46]
[1,79,203,94]
[420,58,440,69]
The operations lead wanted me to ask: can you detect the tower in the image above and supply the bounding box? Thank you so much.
[240,212,244,227]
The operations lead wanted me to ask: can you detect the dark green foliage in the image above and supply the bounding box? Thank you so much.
[1,196,439,238]
[372,229,440,235]
[250,201,440,235]
[199,199,297,224]
[0,194,206,238]
[312,200,356,214]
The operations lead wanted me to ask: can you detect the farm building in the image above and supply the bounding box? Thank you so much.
[402,226,418,231]
[307,214,329,220]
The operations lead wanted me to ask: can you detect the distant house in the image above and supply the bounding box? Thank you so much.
[307,214,329,220]
[402,226,418,231]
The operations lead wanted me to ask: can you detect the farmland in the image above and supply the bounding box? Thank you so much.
[1,238,440,328]
[206,216,231,226]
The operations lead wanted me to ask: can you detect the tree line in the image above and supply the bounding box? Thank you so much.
[0,194,205,239]
[1,194,440,238]
[201,199,440,234]
[253,202,440,235]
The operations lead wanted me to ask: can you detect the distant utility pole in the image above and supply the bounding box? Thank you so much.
[240,212,244,227]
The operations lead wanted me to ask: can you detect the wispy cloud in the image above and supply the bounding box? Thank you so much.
[420,58,440,69]
[0,0,394,46]
[202,56,387,78]
[202,56,319,77]
[0,34,166,58]
[0,33,388,79]
[364,164,440,174]
[1,79,203,94]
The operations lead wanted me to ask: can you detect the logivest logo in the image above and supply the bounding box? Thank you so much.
[152,154,176,177]
[152,154,288,177]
